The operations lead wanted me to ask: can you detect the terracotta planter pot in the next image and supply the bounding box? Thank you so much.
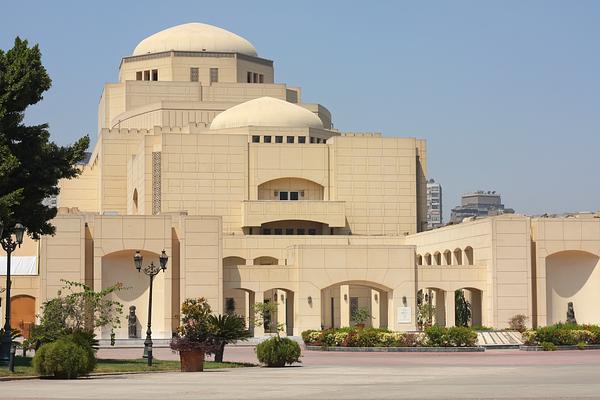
[179,350,205,372]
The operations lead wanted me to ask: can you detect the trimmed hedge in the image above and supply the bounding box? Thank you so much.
[256,336,301,367]
[33,338,96,379]
[523,323,600,346]
[302,326,478,348]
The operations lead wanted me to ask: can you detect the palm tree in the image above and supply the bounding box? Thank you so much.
[207,314,251,362]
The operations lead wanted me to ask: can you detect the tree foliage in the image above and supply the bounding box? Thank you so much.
[207,314,251,362]
[455,289,472,327]
[0,37,89,239]
[30,280,124,348]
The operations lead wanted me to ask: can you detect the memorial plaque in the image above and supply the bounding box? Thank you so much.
[397,306,412,323]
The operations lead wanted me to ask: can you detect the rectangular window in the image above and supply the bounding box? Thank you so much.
[210,68,219,83]
[316,138,322,143]
[253,72,258,83]
[298,136,306,143]
[247,71,252,83]
[252,135,260,143]
[290,191,299,200]
[262,228,271,235]
[322,139,327,144]
[286,136,294,143]
[285,228,294,235]
[308,228,317,235]
[297,228,305,235]
[143,70,150,81]
[279,191,289,200]
[136,71,143,80]
[190,67,199,82]
[259,74,264,83]
[151,69,158,81]
[275,136,283,143]
[264,135,272,143]
[310,137,315,143]
[274,228,283,235]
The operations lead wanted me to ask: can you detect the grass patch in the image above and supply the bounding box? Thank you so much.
[0,357,254,377]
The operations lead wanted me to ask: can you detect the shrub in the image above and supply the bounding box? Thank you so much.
[508,314,528,333]
[577,341,587,350]
[33,339,94,379]
[471,325,494,331]
[425,326,478,347]
[398,332,423,347]
[541,341,557,351]
[355,328,384,347]
[256,337,301,367]
[301,330,321,345]
[522,330,537,345]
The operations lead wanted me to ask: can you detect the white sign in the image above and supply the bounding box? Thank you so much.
[397,306,412,323]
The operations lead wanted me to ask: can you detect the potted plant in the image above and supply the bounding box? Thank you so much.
[170,298,215,372]
[351,308,372,329]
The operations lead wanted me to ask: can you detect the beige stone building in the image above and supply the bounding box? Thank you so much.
[2,23,600,339]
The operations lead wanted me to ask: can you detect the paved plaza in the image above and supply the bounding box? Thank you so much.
[2,349,600,399]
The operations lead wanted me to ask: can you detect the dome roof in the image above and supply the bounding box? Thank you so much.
[210,97,324,130]
[133,23,257,57]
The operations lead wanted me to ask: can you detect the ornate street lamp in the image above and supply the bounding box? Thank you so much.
[0,221,25,364]
[133,250,168,366]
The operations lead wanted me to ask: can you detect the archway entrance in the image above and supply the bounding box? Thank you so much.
[546,251,600,324]
[263,288,294,336]
[455,288,483,327]
[10,295,35,338]
[321,282,389,329]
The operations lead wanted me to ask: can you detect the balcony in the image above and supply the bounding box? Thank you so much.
[241,200,346,228]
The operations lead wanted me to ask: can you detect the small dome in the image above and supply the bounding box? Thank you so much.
[210,97,324,130]
[133,23,257,56]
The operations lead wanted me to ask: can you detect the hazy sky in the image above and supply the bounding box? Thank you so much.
[1,1,599,220]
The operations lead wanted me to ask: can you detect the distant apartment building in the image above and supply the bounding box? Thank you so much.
[426,179,443,229]
[450,191,514,223]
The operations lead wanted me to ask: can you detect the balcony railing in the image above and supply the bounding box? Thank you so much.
[241,200,346,228]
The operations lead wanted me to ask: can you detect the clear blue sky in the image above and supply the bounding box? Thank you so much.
[2,1,599,220]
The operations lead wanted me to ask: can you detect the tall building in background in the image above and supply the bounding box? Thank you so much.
[426,179,443,229]
[450,191,514,223]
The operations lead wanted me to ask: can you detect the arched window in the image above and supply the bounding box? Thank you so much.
[464,246,474,265]
[424,253,432,266]
[434,252,442,266]
[453,248,463,265]
[443,250,452,266]
[253,256,278,265]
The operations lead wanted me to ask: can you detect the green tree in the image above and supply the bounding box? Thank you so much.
[30,280,124,349]
[207,314,251,362]
[455,289,471,327]
[0,37,89,239]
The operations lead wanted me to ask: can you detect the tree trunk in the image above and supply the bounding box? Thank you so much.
[214,342,226,363]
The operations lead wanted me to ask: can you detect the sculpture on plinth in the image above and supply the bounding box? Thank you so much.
[128,305,138,338]
[566,302,577,325]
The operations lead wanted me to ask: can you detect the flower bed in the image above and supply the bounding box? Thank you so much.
[302,326,478,348]
[522,323,600,349]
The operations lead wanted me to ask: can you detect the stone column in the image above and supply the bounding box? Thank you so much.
[445,290,456,327]
[371,289,380,328]
[340,285,350,327]
[249,291,264,337]
[433,289,446,326]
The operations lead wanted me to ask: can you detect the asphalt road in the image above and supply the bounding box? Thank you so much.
[2,349,600,399]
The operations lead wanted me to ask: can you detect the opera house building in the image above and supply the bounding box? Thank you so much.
[3,23,600,340]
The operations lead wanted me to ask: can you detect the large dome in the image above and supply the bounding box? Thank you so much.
[210,97,324,130]
[133,23,257,56]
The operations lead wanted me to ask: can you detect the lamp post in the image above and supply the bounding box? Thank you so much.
[133,250,168,367]
[0,221,25,365]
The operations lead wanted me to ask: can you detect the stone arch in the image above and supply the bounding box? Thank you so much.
[433,251,442,266]
[545,250,600,325]
[223,256,246,267]
[443,250,452,265]
[321,280,392,330]
[257,177,324,200]
[101,249,166,339]
[424,253,432,266]
[464,246,474,265]
[10,295,36,338]
[253,256,278,265]
[263,287,295,336]
[453,248,463,265]
[416,254,423,266]
[455,287,483,327]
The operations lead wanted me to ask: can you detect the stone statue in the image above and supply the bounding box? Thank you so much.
[566,302,577,325]
[128,305,137,338]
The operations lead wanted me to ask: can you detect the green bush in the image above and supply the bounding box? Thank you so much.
[256,337,301,367]
[523,323,600,346]
[301,329,321,345]
[541,341,557,351]
[301,328,425,348]
[471,325,494,331]
[425,326,478,347]
[33,339,95,378]
[577,341,587,350]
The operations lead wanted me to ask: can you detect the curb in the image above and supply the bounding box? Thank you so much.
[519,344,600,351]
[305,346,485,352]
